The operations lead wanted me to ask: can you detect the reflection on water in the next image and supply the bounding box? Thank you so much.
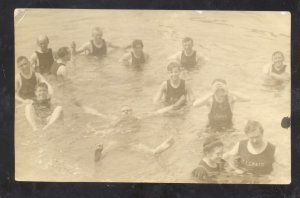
[15,10,290,183]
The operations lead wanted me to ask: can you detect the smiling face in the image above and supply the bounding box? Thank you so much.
[168,67,180,82]
[182,40,193,53]
[17,58,31,76]
[37,36,49,53]
[35,86,49,101]
[272,52,284,70]
[247,128,264,148]
[92,29,103,43]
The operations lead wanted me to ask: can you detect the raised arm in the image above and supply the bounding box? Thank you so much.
[153,81,166,104]
[71,41,90,56]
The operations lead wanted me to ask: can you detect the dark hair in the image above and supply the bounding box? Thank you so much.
[244,120,264,135]
[167,62,181,72]
[17,56,29,64]
[182,37,193,44]
[272,51,284,58]
[203,135,223,154]
[35,82,48,90]
[56,47,70,58]
[132,39,144,48]
[211,78,227,85]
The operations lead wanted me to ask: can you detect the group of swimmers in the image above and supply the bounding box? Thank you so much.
[15,26,289,182]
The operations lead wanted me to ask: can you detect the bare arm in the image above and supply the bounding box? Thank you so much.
[30,53,38,71]
[270,72,290,81]
[153,81,166,104]
[193,91,213,107]
[106,41,120,49]
[185,83,194,102]
[119,52,132,66]
[71,41,90,56]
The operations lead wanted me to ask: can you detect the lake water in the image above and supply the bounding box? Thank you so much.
[15,10,290,183]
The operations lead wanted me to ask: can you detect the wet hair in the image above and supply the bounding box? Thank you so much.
[203,135,224,154]
[211,78,227,85]
[167,62,181,72]
[182,37,193,44]
[17,56,29,64]
[56,47,70,58]
[272,51,284,59]
[244,120,264,135]
[35,82,48,91]
[92,27,103,35]
[36,35,49,44]
[132,39,144,48]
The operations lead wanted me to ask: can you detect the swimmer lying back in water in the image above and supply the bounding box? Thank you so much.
[79,104,174,162]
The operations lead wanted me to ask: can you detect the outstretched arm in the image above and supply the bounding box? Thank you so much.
[71,41,89,56]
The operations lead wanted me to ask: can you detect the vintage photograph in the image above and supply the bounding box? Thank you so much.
[14,9,290,183]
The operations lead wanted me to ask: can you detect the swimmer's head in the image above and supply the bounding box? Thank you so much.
[272,51,285,69]
[211,79,227,97]
[17,56,31,75]
[35,82,49,101]
[182,37,194,52]
[121,105,133,116]
[132,39,144,54]
[167,62,181,81]
[203,135,224,163]
[36,35,50,53]
[57,46,71,62]
[244,120,264,148]
[92,27,103,42]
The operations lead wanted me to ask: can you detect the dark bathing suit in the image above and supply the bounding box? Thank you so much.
[19,73,37,100]
[193,159,225,182]
[35,49,54,74]
[165,79,187,107]
[32,98,53,119]
[237,140,275,175]
[208,96,233,132]
[131,52,145,67]
[91,40,107,58]
[51,61,65,76]
[271,64,286,75]
[181,50,197,70]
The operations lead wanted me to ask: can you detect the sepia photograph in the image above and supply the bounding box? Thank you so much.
[14,9,291,184]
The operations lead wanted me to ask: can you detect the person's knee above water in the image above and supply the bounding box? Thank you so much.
[193,78,250,132]
[262,51,290,86]
[51,46,71,80]
[192,135,225,182]
[15,56,53,104]
[169,37,204,71]
[153,62,194,111]
[223,120,276,175]
[71,27,120,59]
[25,82,63,131]
[119,39,149,67]
[30,35,54,75]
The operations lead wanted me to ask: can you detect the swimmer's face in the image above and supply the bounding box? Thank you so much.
[133,44,143,54]
[17,59,31,75]
[206,145,224,163]
[121,106,133,117]
[35,86,48,101]
[272,52,284,69]
[215,87,227,98]
[37,38,49,53]
[92,30,103,42]
[182,40,193,52]
[169,67,180,81]
[247,128,263,148]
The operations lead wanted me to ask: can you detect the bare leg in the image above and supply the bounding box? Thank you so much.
[42,106,63,130]
[94,141,119,162]
[25,104,38,131]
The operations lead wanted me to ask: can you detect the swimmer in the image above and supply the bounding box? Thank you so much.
[119,39,150,67]
[71,27,120,59]
[30,35,55,75]
[25,82,63,131]
[192,135,226,183]
[51,46,72,81]
[16,56,53,104]
[223,120,277,176]
[193,79,250,133]
[80,105,174,162]
[263,51,290,87]
[153,62,194,113]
